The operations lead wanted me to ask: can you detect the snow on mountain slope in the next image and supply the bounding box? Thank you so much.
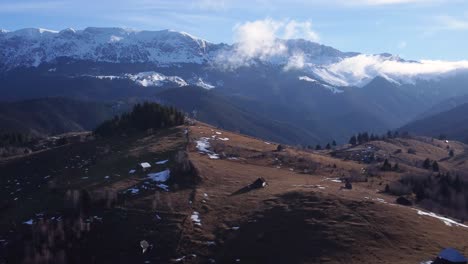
[193,78,215,89]
[126,72,188,87]
[85,71,216,89]
[299,76,344,94]
[2,27,468,89]
[0,27,221,69]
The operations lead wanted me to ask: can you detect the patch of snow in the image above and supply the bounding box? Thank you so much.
[374,198,386,203]
[326,178,341,183]
[299,76,343,93]
[129,169,136,174]
[293,184,325,189]
[264,142,271,145]
[196,137,220,159]
[232,226,240,230]
[196,137,211,153]
[157,184,169,191]
[127,187,140,194]
[23,219,33,225]
[208,153,220,159]
[155,159,169,165]
[174,256,186,262]
[299,76,319,83]
[147,169,171,182]
[416,210,468,228]
[48,68,56,72]
[215,132,222,135]
[218,137,229,141]
[126,71,188,87]
[194,77,215,89]
[104,176,110,179]
[93,75,121,80]
[191,212,202,226]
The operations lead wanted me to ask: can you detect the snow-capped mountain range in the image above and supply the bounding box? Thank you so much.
[0,27,222,68]
[2,27,468,88]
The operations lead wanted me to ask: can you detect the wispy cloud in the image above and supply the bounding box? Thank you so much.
[314,54,468,86]
[436,15,468,30]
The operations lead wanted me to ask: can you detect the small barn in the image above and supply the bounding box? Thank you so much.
[139,162,152,171]
[433,248,467,264]
[251,178,268,189]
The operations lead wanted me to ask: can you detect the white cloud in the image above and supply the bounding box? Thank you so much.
[215,18,319,69]
[283,21,319,42]
[284,52,306,71]
[233,18,287,59]
[313,54,468,86]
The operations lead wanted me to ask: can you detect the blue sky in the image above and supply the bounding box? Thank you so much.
[1,0,467,60]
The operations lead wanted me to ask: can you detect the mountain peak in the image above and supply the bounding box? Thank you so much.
[0,27,217,70]
[7,28,58,38]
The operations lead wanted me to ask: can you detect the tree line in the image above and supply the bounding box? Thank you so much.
[94,102,185,137]
[348,130,409,146]
[0,132,34,147]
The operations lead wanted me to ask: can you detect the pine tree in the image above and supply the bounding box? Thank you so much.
[315,144,322,150]
[449,149,455,157]
[362,132,369,143]
[325,143,331,150]
[423,158,431,169]
[387,130,393,138]
[381,159,392,171]
[349,135,357,146]
[332,140,337,146]
[432,161,439,172]
[392,163,400,172]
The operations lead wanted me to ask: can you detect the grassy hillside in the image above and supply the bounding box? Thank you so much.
[1,121,467,263]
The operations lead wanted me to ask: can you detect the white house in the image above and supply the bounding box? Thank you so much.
[139,162,152,171]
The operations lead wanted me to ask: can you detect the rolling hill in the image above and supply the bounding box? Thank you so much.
[400,102,468,143]
[0,97,124,136]
[0,120,467,263]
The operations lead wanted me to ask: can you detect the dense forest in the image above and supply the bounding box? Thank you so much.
[94,102,185,137]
